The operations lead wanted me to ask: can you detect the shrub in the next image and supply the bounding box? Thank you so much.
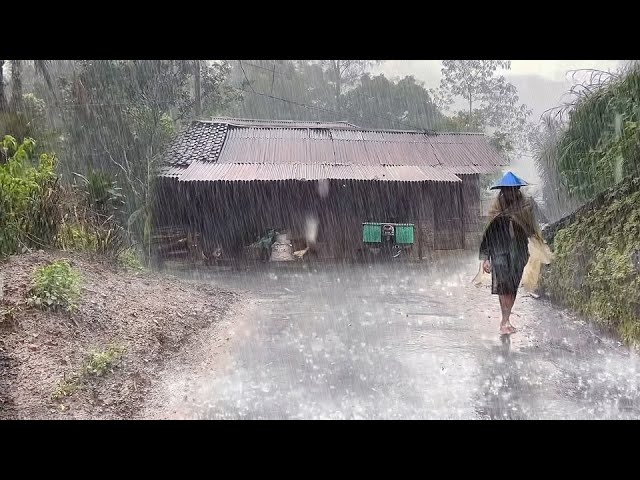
[118,248,144,270]
[52,377,80,400]
[0,135,60,256]
[28,260,81,312]
[542,178,640,345]
[56,222,99,252]
[56,172,130,259]
[83,345,124,377]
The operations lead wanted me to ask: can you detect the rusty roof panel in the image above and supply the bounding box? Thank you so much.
[436,143,509,167]
[332,140,363,165]
[360,141,391,166]
[308,141,335,164]
[414,142,442,166]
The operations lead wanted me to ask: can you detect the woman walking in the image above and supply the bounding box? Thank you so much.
[479,172,546,335]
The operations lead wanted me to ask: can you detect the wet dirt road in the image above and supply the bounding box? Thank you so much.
[161,254,640,419]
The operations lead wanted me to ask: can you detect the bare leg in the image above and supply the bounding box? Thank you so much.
[498,294,517,334]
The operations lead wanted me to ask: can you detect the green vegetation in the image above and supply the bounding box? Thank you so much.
[557,67,640,200]
[52,345,125,401]
[542,176,640,345]
[536,66,640,209]
[83,345,125,377]
[118,248,144,270]
[56,170,131,259]
[28,260,81,312]
[52,376,80,400]
[0,303,19,326]
[537,65,640,345]
[0,136,59,256]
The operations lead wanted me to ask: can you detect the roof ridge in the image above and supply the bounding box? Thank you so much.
[194,119,485,136]
[200,117,361,129]
[209,116,356,124]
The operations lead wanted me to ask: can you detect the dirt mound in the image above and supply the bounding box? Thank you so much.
[0,250,240,419]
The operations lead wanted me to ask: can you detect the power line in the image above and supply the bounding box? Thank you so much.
[234,61,437,133]
[243,59,437,112]
[26,81,438,134]
[14,61,439,133]
[238,60,256,94]
[270,61,276,95]
[237,60,441,132]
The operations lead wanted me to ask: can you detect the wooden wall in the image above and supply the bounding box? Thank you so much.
[154,178,468,260]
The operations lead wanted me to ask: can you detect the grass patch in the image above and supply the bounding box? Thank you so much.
[51,376,80,401]
[0,303,19,325]
[118,248,144,271]
[83,345,125,377]
[51,344,125,401]
[27,260,81,312]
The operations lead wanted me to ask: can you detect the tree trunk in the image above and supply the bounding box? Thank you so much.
[336,75,342,115]
[10,60,23,112]
[332,60,342,115]
[194,60,201,118]
[0,60,8,113]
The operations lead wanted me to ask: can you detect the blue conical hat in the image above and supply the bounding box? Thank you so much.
[490,171,529,190]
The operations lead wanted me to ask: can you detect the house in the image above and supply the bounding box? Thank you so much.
[155,117,508,260]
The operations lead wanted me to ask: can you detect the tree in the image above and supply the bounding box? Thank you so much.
[436,60,511,117]
[10,60,23,111]
[178,60,237,119]
[434,60,533,153]
[0,135,59,255]
[226,61,446,130]
[295,61,336,113]
[0,60,55,114]
[342,74,446,130]
[319,60,378,114]
[227,60,330,121]
[194,60,201,117]
[0,61,7,112]
[53,60,235,260]
[1,60,58,147]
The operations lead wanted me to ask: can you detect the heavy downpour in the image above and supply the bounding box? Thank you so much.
[1,59,640,420]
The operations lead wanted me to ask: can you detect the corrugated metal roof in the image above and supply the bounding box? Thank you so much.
[216,129,504,166]
[178,162,461,183]
[159,118,508,182]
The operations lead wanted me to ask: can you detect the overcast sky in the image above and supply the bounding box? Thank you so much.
[375,60,622,118]
[376,60,621,87]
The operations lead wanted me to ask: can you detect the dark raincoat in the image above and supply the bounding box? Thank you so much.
[479,195,543,295]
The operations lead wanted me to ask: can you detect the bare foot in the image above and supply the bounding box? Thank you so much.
[499,323,517,335]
